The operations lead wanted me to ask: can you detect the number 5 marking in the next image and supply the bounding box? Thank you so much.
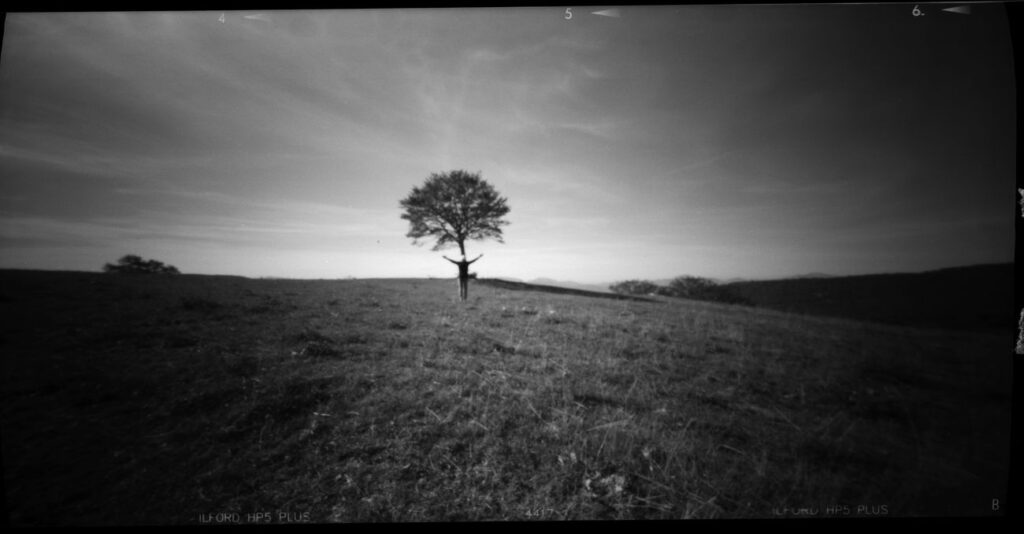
[565,7,572,20]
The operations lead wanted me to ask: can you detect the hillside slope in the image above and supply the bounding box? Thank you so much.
[723,263,1014,332]
[0,270,1012,523]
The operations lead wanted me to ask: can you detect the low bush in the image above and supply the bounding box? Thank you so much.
[611,276,749,305]
[103,255,180,275]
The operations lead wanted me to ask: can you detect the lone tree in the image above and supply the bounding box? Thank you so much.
[400,170,510,301]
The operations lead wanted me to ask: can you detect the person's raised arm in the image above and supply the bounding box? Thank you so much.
[443,256,458,265]
[469,254,483,264]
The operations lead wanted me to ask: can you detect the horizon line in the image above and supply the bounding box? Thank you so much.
[0,261,1012,284]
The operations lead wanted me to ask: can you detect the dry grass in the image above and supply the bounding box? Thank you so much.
[0,270,1011,524]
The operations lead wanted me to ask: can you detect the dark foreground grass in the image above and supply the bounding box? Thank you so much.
[0,270,1012,524]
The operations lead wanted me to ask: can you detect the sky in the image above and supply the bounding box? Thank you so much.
[0,5,1016,284]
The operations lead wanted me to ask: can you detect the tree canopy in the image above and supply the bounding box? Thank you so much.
[399,170,510,256]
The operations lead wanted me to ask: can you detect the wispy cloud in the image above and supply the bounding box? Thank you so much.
[0,9,1013,280]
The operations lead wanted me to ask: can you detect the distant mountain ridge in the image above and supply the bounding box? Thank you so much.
[521,275,804,292]
[478,278,656,303]
[523,277,754,292]
[789,272,834,279]
[527,278,613,294]
[517,265,1004,293]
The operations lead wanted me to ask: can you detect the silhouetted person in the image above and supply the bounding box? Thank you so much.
[444,254,482,301]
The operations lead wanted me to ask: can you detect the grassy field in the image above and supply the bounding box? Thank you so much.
[0,269,1012,524]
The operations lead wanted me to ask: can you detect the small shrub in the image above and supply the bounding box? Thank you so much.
[104,255,180,275]
[609,275,751,305]
[667,276,718,299]
[609,280,659,296]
